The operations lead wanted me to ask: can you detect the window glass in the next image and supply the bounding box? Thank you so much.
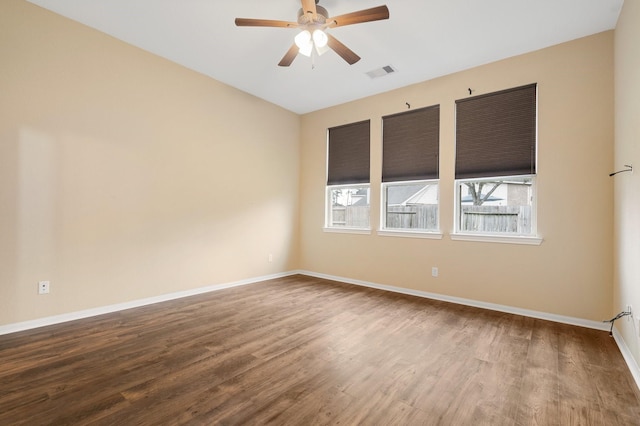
[456,176,534,235]
[326,185,370,229]
[382,181,438,231]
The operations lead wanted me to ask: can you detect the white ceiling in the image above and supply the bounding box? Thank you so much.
[27,0,623,114]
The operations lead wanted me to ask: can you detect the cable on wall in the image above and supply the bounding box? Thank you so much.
[609,164,633,176]
[603,310,632,336]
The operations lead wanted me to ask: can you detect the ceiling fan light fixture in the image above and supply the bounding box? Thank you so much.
[295,29,313,57]
[294,30,311,49]
[299,43,313,57]
[315,42,329,56]
[312,29,328,48]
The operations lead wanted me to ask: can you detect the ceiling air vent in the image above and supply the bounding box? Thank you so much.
[366,65,397,79]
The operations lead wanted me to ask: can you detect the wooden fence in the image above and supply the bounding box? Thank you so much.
[331,205,438,229]
[386,205,438,230]
[330,206,370,228]
[461,206,531,234]
[332,205,531,233]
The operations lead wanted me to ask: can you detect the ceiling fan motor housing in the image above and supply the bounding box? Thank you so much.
[297,5,328,25]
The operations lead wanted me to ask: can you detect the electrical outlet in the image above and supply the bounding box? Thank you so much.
[627,304,633,321]
[38,281,50,295]
[268,254,273,263]
[431,267,438,277]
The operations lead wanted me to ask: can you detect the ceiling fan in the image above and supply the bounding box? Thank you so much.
[235,0,389,67]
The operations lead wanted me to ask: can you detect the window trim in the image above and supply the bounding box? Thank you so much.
[323,227,372,235]
[453,174,539,239]
[377,229,443,239]
[450,233,542,245]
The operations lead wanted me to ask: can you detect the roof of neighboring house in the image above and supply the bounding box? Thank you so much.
[351,188,370,207]
[349,183,439,207]
[404,185,438,205]
[387,183,438,206]
[387,183,425,205]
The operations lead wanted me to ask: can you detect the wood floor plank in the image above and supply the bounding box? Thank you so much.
[275,379,356,425]
[1,275,639,425]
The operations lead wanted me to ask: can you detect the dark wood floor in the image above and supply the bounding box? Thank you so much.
[1,275,639,425]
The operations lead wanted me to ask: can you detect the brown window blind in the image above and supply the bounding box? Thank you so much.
[382,105,440,182]
[327,120,370,185]
[455,83,537,179]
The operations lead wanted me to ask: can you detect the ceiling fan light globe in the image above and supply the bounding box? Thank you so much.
[315,43,329,56]
[312,29,328,48]
[294,30,311,48]
[298,42,313,57]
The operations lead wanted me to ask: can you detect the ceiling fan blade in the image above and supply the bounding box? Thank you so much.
[235,18,298,28]
[278,44,299,67]
[326,34,360,65]
[327,5,390,28]
[301,0,318,18]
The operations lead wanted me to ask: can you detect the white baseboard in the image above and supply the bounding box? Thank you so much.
[297,269,640,391]
[298,270,609,331]
[613,328,640,391]
[0,271,297,336]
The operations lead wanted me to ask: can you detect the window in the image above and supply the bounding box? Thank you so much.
[326,184,370,228]
[457,176,534,234]
[382,181,439,231]
[325,120,370,230]
[454,84,537,238]
[381,105,440,233]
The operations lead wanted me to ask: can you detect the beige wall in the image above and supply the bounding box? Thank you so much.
[614,1,640,369]
[0,0,300,325]
[300,32,614,321]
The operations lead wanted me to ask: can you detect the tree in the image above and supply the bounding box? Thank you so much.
[331,188,343,206]
[464,181,502,206]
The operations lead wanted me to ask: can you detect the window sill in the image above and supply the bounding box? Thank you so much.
[377,229,443,240]
[323,227,371,235]
[450,233,543,245]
